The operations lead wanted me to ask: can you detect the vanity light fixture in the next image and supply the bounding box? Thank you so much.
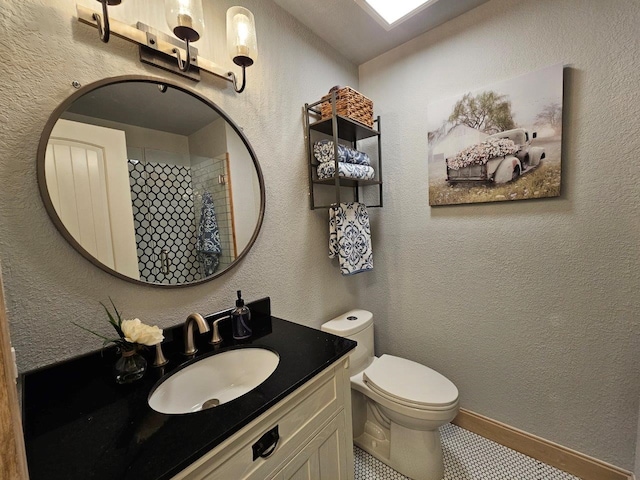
[76,2,258,93]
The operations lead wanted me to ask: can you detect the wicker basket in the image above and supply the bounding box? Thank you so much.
[321,86,374,128]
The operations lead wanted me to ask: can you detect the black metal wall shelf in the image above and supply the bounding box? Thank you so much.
[309,115,380,140]
[313,178,382,187]
[304,93,383,211]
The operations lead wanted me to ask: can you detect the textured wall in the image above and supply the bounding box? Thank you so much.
[3,0,639,471]
[359,0,640,470]
[636,405,640,477]
[0,0,361,371]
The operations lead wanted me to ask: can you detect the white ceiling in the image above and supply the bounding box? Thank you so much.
[66,82,220,136]
[273,0,490,65]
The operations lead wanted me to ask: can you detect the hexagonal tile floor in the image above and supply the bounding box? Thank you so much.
[354,423,580,479]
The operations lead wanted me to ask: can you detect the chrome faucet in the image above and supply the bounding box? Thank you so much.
[184,313,210,356]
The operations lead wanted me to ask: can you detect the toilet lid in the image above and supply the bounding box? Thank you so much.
[363,355,458,409]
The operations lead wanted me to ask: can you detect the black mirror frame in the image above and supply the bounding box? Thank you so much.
[36,75,265,288]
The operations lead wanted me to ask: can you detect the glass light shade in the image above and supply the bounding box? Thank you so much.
[227,6,258,67]
[165,0,204,42]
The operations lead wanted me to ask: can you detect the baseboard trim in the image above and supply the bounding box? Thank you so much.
[452,408,632,480]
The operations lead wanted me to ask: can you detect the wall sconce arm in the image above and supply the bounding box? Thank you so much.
[172,39,192,73]
[227,66,247,94]
[93,0,111,43]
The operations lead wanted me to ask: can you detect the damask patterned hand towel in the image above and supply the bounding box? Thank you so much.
[329,203,373,276]
[197,191,222,276]
[313,140,371,166]
[317,161,375,181]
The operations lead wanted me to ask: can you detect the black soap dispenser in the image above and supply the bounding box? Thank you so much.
[231,290,252,340]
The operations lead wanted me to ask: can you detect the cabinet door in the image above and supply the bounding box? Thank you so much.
[276,411,348,480]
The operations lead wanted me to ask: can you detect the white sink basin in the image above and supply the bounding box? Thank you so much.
[148,348,280,414]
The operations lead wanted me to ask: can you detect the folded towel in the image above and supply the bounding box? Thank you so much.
[329,202,373,276]
[317,161,375,181]
[314,140,371,166]
[197,191,222,276]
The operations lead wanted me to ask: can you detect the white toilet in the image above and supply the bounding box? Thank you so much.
[321,310,459,480]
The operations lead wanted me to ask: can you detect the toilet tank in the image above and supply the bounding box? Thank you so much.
[321,310,374,376]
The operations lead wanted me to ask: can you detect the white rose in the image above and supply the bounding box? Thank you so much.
[121,318,164,346]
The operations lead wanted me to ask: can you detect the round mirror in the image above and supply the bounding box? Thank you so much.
[37,76,264,287]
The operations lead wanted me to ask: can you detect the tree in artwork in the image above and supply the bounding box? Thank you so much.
[535,102,563,135]
[448,91,516,134]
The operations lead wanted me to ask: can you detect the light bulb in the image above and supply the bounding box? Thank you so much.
[234,14,250,55]
[227,6,258,66]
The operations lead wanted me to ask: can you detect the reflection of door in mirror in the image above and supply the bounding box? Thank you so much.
[45,120,140,279]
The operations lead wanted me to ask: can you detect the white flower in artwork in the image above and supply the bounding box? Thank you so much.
[447,138,518,170]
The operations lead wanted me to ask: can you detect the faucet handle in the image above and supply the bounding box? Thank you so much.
[152,342,169,367]
[210,316,230,345]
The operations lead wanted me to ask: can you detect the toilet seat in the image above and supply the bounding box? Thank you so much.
[363,355,458,411]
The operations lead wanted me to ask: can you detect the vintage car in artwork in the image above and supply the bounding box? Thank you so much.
[446,128,545,184]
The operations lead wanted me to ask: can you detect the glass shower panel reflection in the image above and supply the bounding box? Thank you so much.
[191,153,236,273]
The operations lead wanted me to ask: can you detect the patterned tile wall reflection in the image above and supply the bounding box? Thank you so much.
[128,160,200,284]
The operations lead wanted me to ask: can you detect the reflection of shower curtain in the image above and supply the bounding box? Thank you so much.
[197,192,222,277]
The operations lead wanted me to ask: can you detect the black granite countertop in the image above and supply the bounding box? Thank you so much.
[21,298,356,480]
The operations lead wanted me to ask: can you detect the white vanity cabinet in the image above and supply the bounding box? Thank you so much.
[275,410,348,480]
[173,355,354,480]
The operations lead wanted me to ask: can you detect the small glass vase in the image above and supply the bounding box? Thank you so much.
[113,348,147,384]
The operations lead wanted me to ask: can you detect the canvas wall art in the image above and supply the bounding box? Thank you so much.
[428,64,563,206]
